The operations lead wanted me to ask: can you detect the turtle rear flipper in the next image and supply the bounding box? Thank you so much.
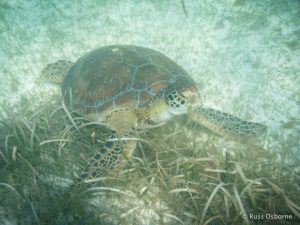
[41,60,74,84]
[190,107,267,140]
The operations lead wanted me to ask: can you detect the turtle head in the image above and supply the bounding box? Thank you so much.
[164,85,200,115]
[146,85,199,125]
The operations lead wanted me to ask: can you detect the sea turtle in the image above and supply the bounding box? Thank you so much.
[42,45,266,179]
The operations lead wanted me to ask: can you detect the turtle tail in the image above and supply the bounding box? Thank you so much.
[41,60,74,85]
[190,107,267,140]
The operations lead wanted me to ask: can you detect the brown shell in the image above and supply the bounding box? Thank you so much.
[61,45,196,118]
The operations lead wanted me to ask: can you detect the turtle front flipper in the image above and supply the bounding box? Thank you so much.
[41,60,74,84]
[80,109,141,180]
[81,136,137,179]
[190,107,267,140]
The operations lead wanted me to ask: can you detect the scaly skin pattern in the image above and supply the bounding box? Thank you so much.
[190,107,267,140]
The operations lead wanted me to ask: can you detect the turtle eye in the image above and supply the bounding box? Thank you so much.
[180,90,193,98]
[179,88,200,105]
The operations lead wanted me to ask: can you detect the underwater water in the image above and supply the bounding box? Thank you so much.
[0,0,300,224]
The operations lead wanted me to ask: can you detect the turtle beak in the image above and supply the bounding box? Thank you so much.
[181,85,200,105]
[190,93,200,104]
